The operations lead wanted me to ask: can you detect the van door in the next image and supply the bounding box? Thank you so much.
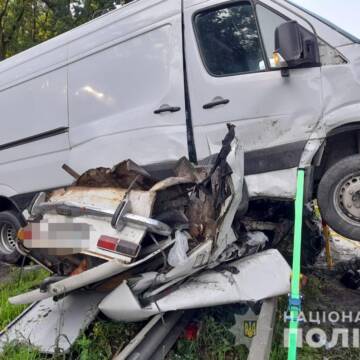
[67,0,188,172]
[184,0,322,198]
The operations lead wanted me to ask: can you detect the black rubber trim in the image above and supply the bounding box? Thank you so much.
[0,127,69,151]
[327,122,360,137]
[144,141,307,177]
[181,1,197,163]
[244,140,306,175]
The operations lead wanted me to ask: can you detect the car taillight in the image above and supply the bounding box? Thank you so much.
[17,227,32,240]
[97,235,119,252]
[97,236,140,258]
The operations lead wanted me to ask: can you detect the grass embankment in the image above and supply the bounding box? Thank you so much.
[0,266,48,360]
[2,266,360,359]
[0,267,48,330]
[0,266,141,360]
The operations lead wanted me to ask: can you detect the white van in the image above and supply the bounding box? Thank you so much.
[0,0,359,262]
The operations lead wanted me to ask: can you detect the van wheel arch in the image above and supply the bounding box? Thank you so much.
[314,124,360,190]
[314,123,360,240]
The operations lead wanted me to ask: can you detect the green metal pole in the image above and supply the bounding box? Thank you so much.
[287,169,305,360]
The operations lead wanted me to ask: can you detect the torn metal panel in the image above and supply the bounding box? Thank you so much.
[48,186,155,218]
[155,249,290,310]
[147,239,213,292]
[186,188,217,242]
[99,249,291,322]
[76,159,156,190]
[126,239,213,297]
[211,136,244,261]
[13,125,274,325]
[246,168,298,199]
[0,291,105,354]
[9,238,175,305]
[174,156,208,183]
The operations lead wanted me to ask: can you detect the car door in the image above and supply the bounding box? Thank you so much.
[184,0,323,197]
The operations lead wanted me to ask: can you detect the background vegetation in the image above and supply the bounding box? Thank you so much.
[0,0,134,60]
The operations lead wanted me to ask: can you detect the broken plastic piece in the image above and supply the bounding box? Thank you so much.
[246,231,269,248]
[168,230,189,267]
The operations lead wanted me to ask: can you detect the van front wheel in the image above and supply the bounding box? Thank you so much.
[0,211,22,264]
[318,154,360,241]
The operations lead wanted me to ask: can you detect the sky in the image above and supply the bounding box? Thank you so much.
[290,0,360,39]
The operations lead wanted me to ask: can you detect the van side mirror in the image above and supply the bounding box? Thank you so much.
[274,21,320,70]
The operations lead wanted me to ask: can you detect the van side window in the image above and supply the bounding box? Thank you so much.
[194,2,265,76]
[256,5,287,68]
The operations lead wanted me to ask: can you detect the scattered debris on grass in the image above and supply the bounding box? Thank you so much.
[167,305,249,360]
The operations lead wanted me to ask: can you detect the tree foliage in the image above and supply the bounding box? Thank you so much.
[0,0,133,60]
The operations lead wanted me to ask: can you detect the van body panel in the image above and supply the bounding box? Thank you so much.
[0,68,68,145]
[319,44,360,135]
[0,185,17,198]
[246,167,297,199]
[184,0,322,171]
[0,150,71,195]
[0,0,358,203]
[68,0,188,171]
[68,126,188,172]
[0,57,70,195]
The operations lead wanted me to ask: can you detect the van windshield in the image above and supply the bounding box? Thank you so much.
[288,0,360,43]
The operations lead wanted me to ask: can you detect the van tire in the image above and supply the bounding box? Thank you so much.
[0,211,22,264]
[318,155,360,241]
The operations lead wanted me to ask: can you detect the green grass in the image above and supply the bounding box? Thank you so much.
[0,267,49,360]
[0,343,42,360]
[270,296,288,360]
[168,305,249,360]
[0,266,142,360]
[3,268,359,360]
[0,269,247,360]
[0,319,142,360]
[269,296,323,360]
[0,267,49,330]
[71,320,141,360]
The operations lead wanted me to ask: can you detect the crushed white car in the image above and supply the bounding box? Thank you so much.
[1,126,291,352]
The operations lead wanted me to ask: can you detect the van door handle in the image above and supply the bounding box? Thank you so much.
[154,105,181,114]
[203,97,230,109]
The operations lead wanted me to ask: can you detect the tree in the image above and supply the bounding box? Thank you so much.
[0,0,26,60]
[0,0,134,60]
